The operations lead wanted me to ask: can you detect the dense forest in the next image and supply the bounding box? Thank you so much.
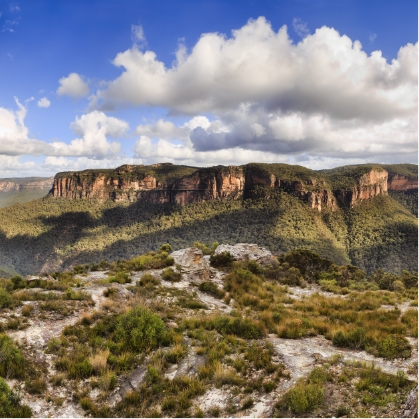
[0,187,416,277]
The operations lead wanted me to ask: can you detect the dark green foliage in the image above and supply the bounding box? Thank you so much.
[198,281,225,299]
[389,191,418,217]
[278,249,334,282]
[346,195,417,274]
[0,377,32,417]
[0,334,25,379]
[210,251,235,267]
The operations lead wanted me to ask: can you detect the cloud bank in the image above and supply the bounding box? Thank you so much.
[0,17,417,176]
[91,17,417,165]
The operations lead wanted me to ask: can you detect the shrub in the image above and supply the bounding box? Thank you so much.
[0,288,11,309]
[376,335,411,359]
[115,307,167,352]
[21,304,34,317]
[198,281,225,299]
[159,243,172,253]
[11,275,26,290]
[109,271,131,284]
[332,328,369,350]
[139,274,160,287]
[283,381,324,414]
[0,334,25,379]
[89,349,110,374]
[0,377,32,417]
[161,267,182,282]
[210,251,235,267]
[25,377,47,394]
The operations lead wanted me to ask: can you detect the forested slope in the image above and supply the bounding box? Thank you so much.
[0,190,416,276]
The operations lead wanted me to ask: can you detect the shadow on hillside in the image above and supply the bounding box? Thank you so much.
[0,194,415,276]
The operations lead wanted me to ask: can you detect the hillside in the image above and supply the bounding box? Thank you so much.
[0,244,417,418]
[0,163,416,277]
[0,177,54,208]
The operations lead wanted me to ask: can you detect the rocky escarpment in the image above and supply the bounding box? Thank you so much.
[51,163,398,211]
[52,163,340,211]
[0,177,54,192]
[388,173,418,192]
[333,168,388,207]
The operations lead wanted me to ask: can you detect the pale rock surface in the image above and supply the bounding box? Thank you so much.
[214,243,272,261]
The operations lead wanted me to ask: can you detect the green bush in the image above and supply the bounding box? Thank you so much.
[139,274,160,287]
[115,307,167,352]
[376,335,411,359]
[109,271,131,284]
[0,334,25,379]
[0,288,11,309]
[161,267,182,282]
[332,328,369,350]
[210,251,235,267]
[11,275,25,290]
[198,281,225,299]
[0,377,32,417]
[283,381,324,414]
[159,243,172,253]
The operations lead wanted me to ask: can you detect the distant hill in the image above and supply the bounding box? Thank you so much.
[0,177,54,208]
[0,163,416,276]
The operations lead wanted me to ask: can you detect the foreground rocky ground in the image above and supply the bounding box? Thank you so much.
[0,244,417,418]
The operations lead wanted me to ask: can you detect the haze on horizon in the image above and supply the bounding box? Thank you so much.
[0,0,417,178]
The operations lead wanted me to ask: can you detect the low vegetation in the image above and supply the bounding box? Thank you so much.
[0,242,416,417]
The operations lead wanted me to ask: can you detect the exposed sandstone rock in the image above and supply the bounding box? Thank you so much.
[388,174,418,192]
[335,169,388,207]
[0,177,54,193]
[51,163,395,211]
[214,243,272,261]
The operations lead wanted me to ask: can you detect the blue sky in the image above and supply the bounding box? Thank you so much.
[0,0,417,177]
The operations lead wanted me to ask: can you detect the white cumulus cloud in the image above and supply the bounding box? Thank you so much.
[57,73,90,98]
[37,97,50,108]
[50,111,128,158]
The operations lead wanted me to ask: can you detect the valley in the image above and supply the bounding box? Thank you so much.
[0,163,416,277]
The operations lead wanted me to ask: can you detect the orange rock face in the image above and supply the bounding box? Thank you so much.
[387,174,418,192]
[335,169,388,207]
[51,165,392,212]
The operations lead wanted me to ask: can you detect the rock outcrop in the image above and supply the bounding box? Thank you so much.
[0,177,54,193]
[334,169,388,207]
[214,243,273,262]
[51,163,397,211]
[388,173,418,192]
[51,163,339,211]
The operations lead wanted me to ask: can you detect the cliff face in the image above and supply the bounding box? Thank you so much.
[51,164,394,212]
[0,177,54,192]
[244,169,337,211]
[335,169,388,207]
[387,174,418,192]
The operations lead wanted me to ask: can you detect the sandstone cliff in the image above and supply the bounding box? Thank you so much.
[52,163,341,211]
[387,173,418,192]
[333,168,388,207]
[51,163,398,211]
[0,177,54,192]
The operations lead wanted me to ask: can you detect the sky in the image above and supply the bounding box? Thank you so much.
[0,0,417,177]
